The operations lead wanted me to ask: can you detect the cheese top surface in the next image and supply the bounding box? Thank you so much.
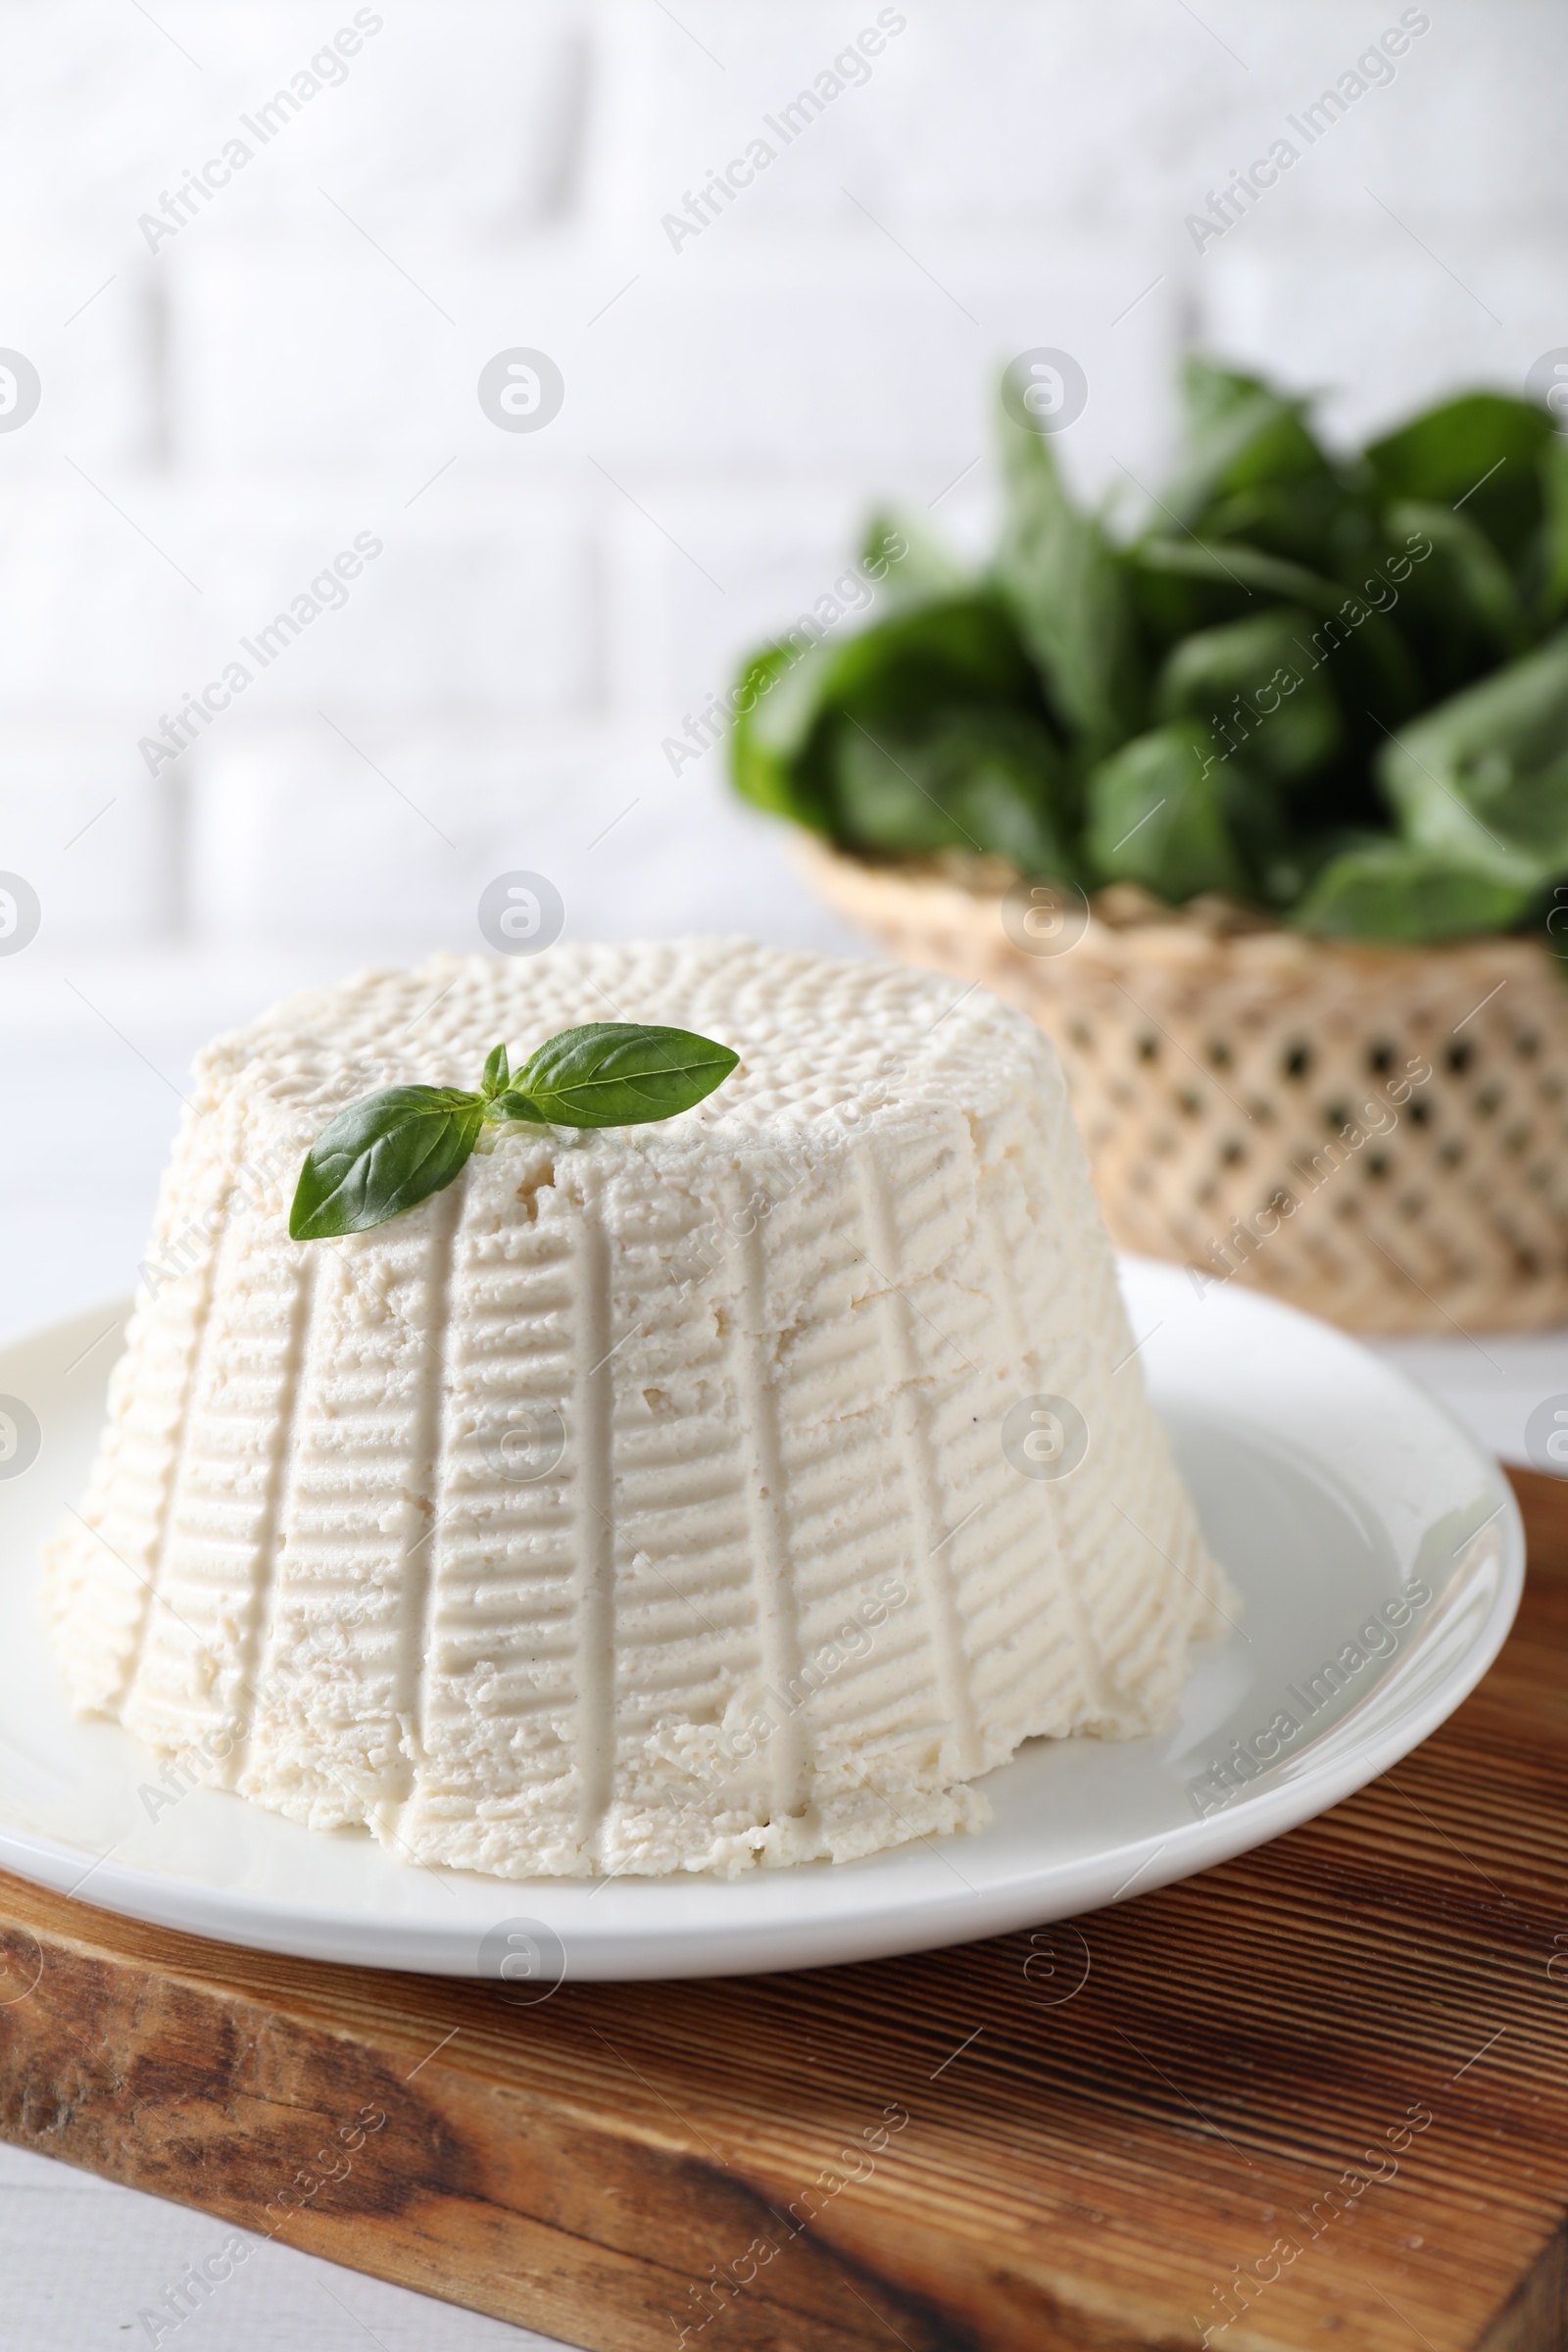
[47,941,1232,1879]
[195,938,1046,1150]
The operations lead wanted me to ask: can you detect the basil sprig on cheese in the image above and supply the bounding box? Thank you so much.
[289,1023,739,1240]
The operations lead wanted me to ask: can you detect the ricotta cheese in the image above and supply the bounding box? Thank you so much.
[46,941,1232,1877]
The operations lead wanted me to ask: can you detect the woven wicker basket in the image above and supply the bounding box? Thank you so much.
[802,838,1568,1336]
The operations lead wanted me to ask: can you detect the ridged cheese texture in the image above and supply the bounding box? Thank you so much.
[46,941,1231,1877]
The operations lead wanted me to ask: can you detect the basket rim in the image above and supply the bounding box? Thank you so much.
[799,834,1563,988]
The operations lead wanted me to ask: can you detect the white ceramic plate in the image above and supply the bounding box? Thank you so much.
[0,1260,1522,1984]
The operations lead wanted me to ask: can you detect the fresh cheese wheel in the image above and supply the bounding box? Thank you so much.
[46,941,1232,1877]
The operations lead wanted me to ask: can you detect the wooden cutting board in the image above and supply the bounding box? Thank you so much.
[1,1467,1565,2352]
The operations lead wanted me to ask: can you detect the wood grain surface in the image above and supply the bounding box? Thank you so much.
[1,1468,1565,2352]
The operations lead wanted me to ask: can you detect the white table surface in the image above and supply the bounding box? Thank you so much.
[1,945,1563,2350]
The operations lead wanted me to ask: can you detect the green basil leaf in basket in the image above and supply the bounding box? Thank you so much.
[1165,360,1342,516]
[1084,718,1249,901]
[1132,533,1347,620]
[729,637,843,833]
[1382,498,1531,669]
[289,1086,487,1240]
[731,592,1041,843]
[1364,391,1555,567]
[858,509,966,607]
[1126,534,1363,684]
[831,710,1076,874]
[1155,608,1343,786]
[1294,843,1537,943]
[995,378,1142,756]
[726,350,1568,947]
[1533,432,1568,625]
[811,594,1037,728]
[509,1024,740,1129]
[1378,631,1568,880]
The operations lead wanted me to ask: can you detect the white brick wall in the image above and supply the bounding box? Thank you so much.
[0,0,1559,959]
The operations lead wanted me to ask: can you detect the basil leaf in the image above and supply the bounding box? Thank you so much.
[729,638,838,831]
[832,710,1077,875]
[1166,359,1341,534]
[1084,719,1248,901]
[289,1087,484,1240]
[858,509,962,607]
[1155,609,1342,787]
[512,1024,739,1129]
[995,387,1142,754]
[1385,499,1529,666]
[1365,391,1553,564]
[817,594,1037,723]
[730,593,1042,842]
[290,1021,743,1243]
[1537,434,1568,623]
[490,1089,550,1125]
[1295,845,1535,943]
[1134,534,1347,617]
[1379,632,1568,879]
